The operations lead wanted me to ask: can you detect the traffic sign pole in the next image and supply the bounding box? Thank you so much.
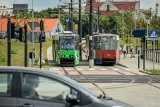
[153,38,155,70]
[7,18,11,66]
[24,24,28,67]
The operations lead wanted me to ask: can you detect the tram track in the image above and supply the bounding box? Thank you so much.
[62,67,108,97]
[61,66,160,84]
[106,65,136,83]
[61,66,160,91]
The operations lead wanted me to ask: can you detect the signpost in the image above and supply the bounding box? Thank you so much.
[150,30,158,70]
[132,29,146,70]
[132,29,146,38]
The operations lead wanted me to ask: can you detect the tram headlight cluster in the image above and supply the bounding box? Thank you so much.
[70,55,74,59]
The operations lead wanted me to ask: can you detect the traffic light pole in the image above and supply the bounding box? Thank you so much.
[40,33,42,69]
[39,19,44,69]
[78,0,82,61]
[143,37,146,70]
[89,0,94,68]
[24,24,28,67]
[7,18,11,66]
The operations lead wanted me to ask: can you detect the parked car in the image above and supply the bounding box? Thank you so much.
[0,33,6,39]
[0,66,133,107]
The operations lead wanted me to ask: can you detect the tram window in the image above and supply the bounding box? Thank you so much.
[102,37,107,42]
[95,43,101,49]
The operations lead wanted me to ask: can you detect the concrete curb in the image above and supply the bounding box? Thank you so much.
[139,70,160,75]
[118,63,129,68]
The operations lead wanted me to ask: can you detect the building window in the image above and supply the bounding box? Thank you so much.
[107,5,110,11]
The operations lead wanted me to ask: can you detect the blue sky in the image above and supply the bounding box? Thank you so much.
[0,0,160,15]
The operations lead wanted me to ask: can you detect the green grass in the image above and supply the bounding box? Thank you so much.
[0,38,52,67]
[145,69,160,74]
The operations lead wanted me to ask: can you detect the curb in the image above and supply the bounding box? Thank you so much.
[118,63,129,68]
[139,70,160,75]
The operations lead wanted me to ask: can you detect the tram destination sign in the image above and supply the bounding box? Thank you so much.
[132,29,146,37]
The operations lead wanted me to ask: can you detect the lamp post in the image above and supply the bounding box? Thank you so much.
[31,0,35,67]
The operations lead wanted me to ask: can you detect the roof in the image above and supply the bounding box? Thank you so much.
[85,1,137,15]
[85,2,104,11]
[0,17,59,32]
[113,2,137,10]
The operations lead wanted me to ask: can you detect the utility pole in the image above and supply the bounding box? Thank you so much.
[78,0,82,61]
[134,11,137,54]
[97,2,99,32]
[89,0,94,68]
[70,0,73,32]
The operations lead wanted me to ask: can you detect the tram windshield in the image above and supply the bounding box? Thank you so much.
[60,36,75,50]
[94,36,118,50]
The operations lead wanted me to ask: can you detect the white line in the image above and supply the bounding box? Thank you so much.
[113,69,119,70]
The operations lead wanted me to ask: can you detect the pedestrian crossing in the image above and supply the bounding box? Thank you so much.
[49,67,135,72]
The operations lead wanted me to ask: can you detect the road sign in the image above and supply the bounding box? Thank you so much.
[74,24,78,30]
[27,32,40,42]
[150,30,158,38]
[132,29,146,37]
[27,22,40,30]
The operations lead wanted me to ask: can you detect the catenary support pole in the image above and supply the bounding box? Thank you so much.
[89,0,94,68]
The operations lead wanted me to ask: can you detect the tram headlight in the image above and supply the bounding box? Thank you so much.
[61,55,65,58]
[70,55,74,59]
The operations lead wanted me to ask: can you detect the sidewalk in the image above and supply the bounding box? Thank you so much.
[119,53,160,71]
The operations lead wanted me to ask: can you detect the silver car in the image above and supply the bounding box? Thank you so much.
[0,66,133,107]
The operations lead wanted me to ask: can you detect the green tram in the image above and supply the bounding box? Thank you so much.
[52,32,80,66]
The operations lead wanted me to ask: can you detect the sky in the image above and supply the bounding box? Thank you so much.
[0,0,160,15]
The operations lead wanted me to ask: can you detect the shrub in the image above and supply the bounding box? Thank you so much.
[0,52,6,62]
[11,49,17,54]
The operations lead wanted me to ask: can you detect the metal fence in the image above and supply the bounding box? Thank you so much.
[145,50,160,63]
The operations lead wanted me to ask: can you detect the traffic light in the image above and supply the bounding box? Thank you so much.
[40,20,44,31]
[39,33,46,42]
[40,20,45,42]
[42,35,45,42]
[11,23,15,38]
[18,27,23,42]
[11,22,24,42]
